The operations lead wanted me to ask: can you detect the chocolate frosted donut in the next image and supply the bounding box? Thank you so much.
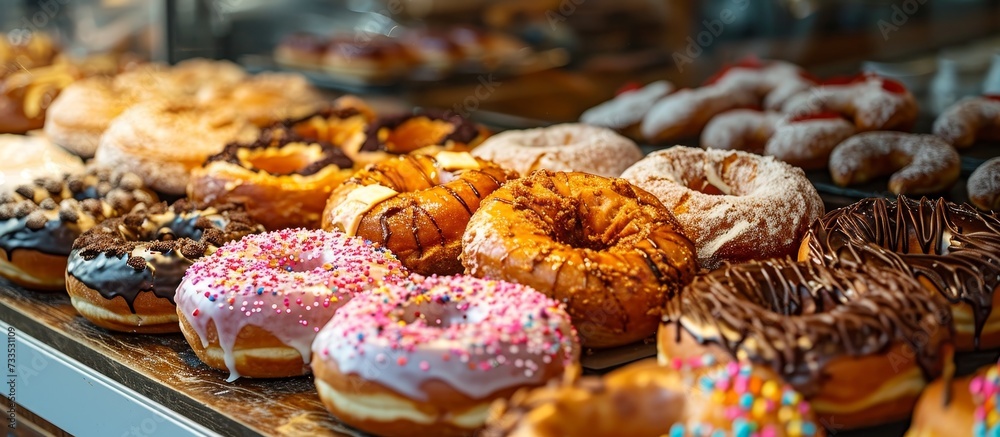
[800,196,1000,351]
[65,200,264,333]
[0,168,157,290]
[659,258,953,429]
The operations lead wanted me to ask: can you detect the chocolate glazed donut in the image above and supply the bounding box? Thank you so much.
[799,196,1000,352]
[659,258,953,430]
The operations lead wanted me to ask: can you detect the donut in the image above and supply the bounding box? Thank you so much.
[310,274,579,437]
[969,157,1000,211]
[169,58,247,93]
[828,132,960,195]
[65,201,264,333]
[0,63,76,134]
[621,146,824,270]
[323,153,516,275]
[659,258,954,429]
[175,228,407,380]
[274,32,329,69]
[188,133,355,230]
[446,26,525,63]
[907,361,998,437]
[702,109,855,169]
[274,107,372,163]
[43,77,133,158]
[462,170,697,348]
[355,109,490,166]
[0,134,84,192]
[932,95,1000,148]
[640,59,815,143]
[322,35,415,84]
[483,359,823,437]
[0,168,157,290]
[398,29,464,74]
[471,123,644,177]
[94,100,259,195]
[799,195,1000,352]
[579,80,674,137]
[782,73,919,132]
[195,72,325,128]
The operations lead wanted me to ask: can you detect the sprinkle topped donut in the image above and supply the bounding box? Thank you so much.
[311,274,580,437]
[175,228,407,380]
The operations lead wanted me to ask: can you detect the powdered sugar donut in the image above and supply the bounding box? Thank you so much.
[782,73,918,132]
[311,274,579,437]
[579,80,674,136]
[175,229,407,381]
[621,146,824,269]
[472,123,643,177]
[704,58,816,110]
[933,95,1000,148]
[968,157,1000,211]
[829,132,960,195]
[702,110,855,169]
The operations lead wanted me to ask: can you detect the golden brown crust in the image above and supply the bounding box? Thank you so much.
[178,312,310,378]
[65,274,179,333]
[462,170,698,348]
[0,248,68,291]
[907,371,977,437]
[323,154,517,275]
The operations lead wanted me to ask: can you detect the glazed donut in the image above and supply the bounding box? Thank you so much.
[188,134,355,230]
[274,32,329,69]
[659,258,954,430]
[969,157,1000,211]
[0,168,156,290]
[579,80,674,137]
[196,72,325,128]
[483,359,823,437]
[65,201,264,333]
[176,228,407,380]
[310,274,579,437]
[702,110,855,169]
[799,196,1000,352]
[782,73,919,132]
[462,170,697,348]
[323,153,516,275]
[933,95,1000,148]
[621,146,824,270]
[0,134,84,192]
[94,100,259,195]
[471,123,644,177]
[907,361,998,437]
[828,132,960,195]
[355,109,490,166]
[43,77,133,158]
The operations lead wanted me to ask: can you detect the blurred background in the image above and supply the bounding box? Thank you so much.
[3,0,999,124]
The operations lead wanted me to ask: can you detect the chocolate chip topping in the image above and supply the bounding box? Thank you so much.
[126,256,147,270]
[24,211,48,230]
[361,108,481,153]
[661,258,952,397]
[803,195,1000,350]
[38,198,57,210]
[14,185,35,200]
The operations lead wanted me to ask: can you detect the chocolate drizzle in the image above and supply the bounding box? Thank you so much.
[661,258,953,396]
[361,108,481,153]
[206,131,353,176]
[805,196,1000,350]
[67,200,264,312]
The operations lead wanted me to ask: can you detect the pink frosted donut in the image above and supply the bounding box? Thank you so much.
[968,157,1000,211]
[175,228,407,381]
[621,146,824,270]
[781,73,918,132]
[933,95,1000,148]
[311,274,580,437]
[829,132,960,195]
[702,110,855,169]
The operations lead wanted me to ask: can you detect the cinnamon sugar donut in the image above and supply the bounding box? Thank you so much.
[43,77,133,158]
[969,157,1000,211]
[782,73,919,132]
[828,132,960,195]
[701,110,855,169]
[472,123,644,177]
[94,100,259,195]
[484,359,823,437]
[579,80,674,137]
[799,196,1000,351]
[462,170,698,348]
[323,153,516,275]
[659,258,954,429]
[621,146,824,270]
[933,95,1000,148]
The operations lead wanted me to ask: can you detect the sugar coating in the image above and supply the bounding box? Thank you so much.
[968,157,1000,211]
[933,96,1000,148]
[580,80,674,130]
[828,132,960,194]
[782,75,916,131]
[621,146,824,269]
[766,116,855,165]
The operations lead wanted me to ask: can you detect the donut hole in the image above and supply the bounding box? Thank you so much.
[396,300,487,329]
[237,143,325,175]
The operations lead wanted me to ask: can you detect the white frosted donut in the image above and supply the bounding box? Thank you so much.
[94,100,259,195]
[933,96,1000,148]
[828,132,960,195]
[311,274,579,437]
[579,80,674,131]
[621,146,824,270]
[0,134,84,192]
[968,157,1000,211]
[471,123,643,177]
